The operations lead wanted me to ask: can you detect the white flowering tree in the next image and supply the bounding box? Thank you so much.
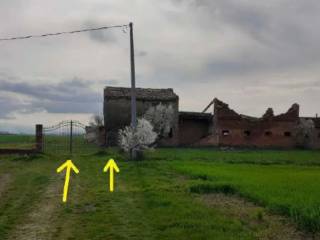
[118,118,157,154]
[144,103,174,139]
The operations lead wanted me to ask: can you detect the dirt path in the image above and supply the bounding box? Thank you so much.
[199,193,316,240]
[0,173,11,199]
[8,177,61,240]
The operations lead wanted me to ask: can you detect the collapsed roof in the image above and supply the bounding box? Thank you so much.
[213,98,300,122]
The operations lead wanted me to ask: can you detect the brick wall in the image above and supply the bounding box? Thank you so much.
[211,98,300,148]
[178,112,212,146]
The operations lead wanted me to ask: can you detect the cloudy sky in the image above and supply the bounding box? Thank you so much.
[0,0,320,132]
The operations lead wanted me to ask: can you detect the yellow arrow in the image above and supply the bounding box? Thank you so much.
[56,160,79,203]
[103,159,120,192]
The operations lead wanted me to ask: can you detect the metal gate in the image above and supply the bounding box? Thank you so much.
[43,120,96,154]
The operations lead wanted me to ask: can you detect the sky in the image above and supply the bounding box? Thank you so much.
[0,0,320,133]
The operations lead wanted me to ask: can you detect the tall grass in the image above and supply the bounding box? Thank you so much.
[172,161,320,232]
[146,148,320,166]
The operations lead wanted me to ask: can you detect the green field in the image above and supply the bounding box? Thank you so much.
[0,134,96,154]
[0,135,35,149]
[0,148,320,239]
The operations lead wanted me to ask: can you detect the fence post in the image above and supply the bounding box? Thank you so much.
[36,124,43,152]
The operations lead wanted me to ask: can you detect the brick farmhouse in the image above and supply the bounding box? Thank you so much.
[104,86,320,149]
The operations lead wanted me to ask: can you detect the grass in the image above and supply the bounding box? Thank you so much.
[0,154,55,237]
[0,151,256,239]
[0,147,320,239]
[55,155,255,239]
[146,148,320,165]
[43,135,98,154]
[0,134,97,154]
[148,149,320,232]
[174,162,320,232]
[0,135,35,149]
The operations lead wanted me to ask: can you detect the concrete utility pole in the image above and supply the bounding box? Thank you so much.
[129,22,137,159]
[129,22,137,128]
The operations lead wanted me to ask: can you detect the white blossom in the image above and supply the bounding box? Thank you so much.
[144,103,174,138]
[118,118,157,153]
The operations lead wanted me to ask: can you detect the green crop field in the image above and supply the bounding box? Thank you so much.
[0,134,35,149]
[0,147,320,239]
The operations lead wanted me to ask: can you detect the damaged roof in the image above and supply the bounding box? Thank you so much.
[104,86,178,101]
[213,98,300,122]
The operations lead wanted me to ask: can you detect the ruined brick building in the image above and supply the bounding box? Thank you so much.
[104,86,320,149]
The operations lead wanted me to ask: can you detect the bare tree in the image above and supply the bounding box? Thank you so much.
[85,115,104,145]
[89,115,104,128]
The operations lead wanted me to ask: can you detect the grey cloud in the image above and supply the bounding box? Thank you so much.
[167,0,320,79]
[0,94,37,119]
[0,77,110,118]
[205,58,263,77]
[1,0,320,124]
[189,0,311,43]
[137,51,148,57]
[266,80,320,91]
[104,79,119,85]
[84,20,117,43]
[0,78,100,103]
[193,0,272,43]
[31,100,100,114]
[203,52,305,79]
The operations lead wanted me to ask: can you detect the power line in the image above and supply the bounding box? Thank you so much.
[0,24,129,41]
